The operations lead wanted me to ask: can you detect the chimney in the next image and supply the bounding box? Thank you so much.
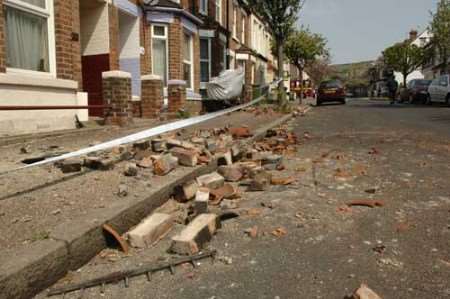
[409,30,418,41]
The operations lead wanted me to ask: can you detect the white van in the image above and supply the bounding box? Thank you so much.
[427,74,450,105]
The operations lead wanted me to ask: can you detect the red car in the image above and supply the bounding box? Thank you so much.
[317,80,346,105]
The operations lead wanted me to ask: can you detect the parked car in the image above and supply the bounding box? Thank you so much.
[402,79,431,104]
[317,80,346,105]
[427,75,450,105]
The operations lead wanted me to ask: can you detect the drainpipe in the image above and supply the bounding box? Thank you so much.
[226,0,230,69]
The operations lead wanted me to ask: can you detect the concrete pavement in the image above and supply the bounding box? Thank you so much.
[39,99,450,299]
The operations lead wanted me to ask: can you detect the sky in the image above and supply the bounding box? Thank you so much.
[297,0,439,65]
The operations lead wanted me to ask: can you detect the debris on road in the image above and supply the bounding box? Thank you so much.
[245,226,258,238]
[126,213,174,248]
[196,172,225,190]
[194,188,210,214]
[103,224,129,255]
[271,227,287,237]
[352,284,382,299]
[59,159,83,174]
[170,213,220,255]
[346,200,385,208]
[46,250,217,297]
[271,176,296,185]
[153,154,178,176]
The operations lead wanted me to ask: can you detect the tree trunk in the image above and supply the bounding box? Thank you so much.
[277,43,286,106]
[297,65,304,103]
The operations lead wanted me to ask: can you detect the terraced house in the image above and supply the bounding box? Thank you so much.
[0,0,276,136]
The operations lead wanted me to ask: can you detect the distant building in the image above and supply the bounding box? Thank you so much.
[394,29,432,85]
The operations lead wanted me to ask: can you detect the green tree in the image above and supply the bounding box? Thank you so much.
[430,0,450,73]
[249,0,305,106]
[383,42,426,87]
[305,57,331,86]
[284,28,328,98]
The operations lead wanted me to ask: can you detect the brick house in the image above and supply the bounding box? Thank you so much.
[141,0,203,103]
[0,0,84,135]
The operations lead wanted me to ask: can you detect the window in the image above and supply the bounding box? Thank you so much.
[215,0,221,23]
[200,0,208,15]
[4,0,55,74]
[183,32,193,89]
[152,25,168,86]
[200,38,211,83]
[219,41,226,72]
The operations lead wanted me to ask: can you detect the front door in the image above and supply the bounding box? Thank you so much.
[82,55,110,116]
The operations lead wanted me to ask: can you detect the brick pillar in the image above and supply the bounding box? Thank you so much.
[0,0,6,73]
[168,80,187,113]
[103,71,133,126]
[141,74,163,118]
[244,60,254,102]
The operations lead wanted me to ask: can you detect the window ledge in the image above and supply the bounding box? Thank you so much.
[0,73,78,90]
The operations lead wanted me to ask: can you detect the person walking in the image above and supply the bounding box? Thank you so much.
[387,77,398,105]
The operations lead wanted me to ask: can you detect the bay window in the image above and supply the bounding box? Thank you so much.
[183,32,193,89]
[200,38,211,83]
[199,0,207,15]
[215,0,221,24]
[152,25,168,86]
[4,0,55,74]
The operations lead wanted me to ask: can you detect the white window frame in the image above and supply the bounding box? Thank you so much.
[200,38,211,85]
[151,24,169,86]
[183,31,194,90]
[215,0,221,24]
[199,0,208,15]
[4,0,56,78]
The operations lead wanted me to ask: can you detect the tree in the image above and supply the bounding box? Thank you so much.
[430,0,450,74]
[383,42,426,87]
[284,28,328,99]
[249,0,305,106]
[305,57,331,86]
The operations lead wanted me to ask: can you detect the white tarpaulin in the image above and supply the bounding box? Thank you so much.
[207,68,245,100]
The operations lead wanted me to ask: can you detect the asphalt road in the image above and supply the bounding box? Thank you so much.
[43,99,450,299]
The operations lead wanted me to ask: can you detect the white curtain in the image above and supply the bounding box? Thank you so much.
[152,39,167,85]
[5,7,49,72]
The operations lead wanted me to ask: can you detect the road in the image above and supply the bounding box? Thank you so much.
[42,99,450,299]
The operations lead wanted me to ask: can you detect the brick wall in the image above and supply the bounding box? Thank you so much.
[193,33,200,93]
[54,0,82,88]
[103,71,133,126]
[0,0,5,73]
[141,75,163,118]
[169,18,182,80]
[140,17,151,75]
[108,4,120,71]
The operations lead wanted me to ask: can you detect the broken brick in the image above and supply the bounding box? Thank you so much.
[151,139,167,152]
[248,168,272,191]
[170,213,220,255]
[137,157,153,169]
[59,159,82,173]
[126,213,174,248]
[170,147,198,167]
[124,163,138,177]
[352,284,382,299]
[229,127,252,138]
[176,180,199,202]
[218,165,244,182]
[217,150,233,166]
[153,154,178,176]
[84,156,115,170]
[194,188,210,214]
[133,140,150,151]
[196,172,225,189]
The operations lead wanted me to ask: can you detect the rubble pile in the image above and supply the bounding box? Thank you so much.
[55,124,300,256]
